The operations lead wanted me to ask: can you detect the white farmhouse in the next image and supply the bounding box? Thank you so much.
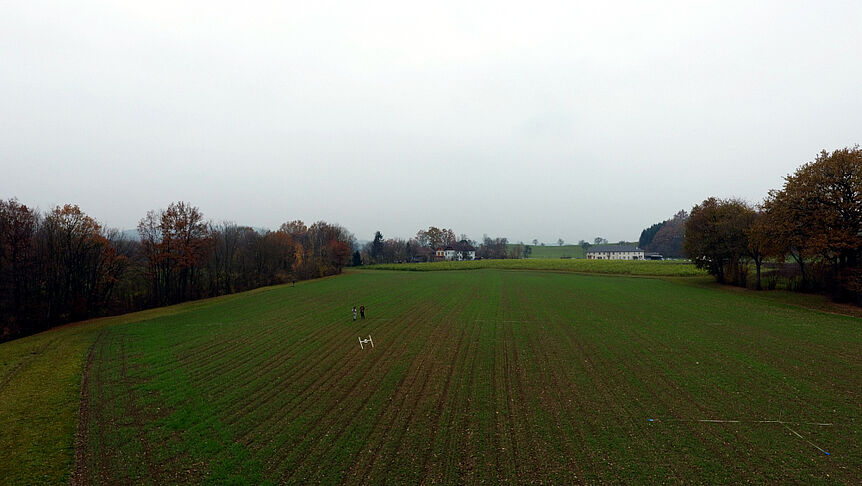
[586,244,645,260]
[443,247,457,260]
[454,241,477,261]
[435,241,477,261]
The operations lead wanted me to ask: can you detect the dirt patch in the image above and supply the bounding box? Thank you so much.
[70,331,104,486]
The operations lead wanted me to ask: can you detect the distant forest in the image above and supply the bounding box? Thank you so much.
[0,201,354,342]
[638,210,688,258]
[0,203,521,342]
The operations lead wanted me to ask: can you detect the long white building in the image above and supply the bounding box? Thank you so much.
[585,244,645,260]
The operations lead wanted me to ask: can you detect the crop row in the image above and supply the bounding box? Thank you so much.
[75,270,860,483]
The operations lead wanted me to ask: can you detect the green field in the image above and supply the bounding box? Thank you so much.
[2,268,860,484]
[370,258,704,276]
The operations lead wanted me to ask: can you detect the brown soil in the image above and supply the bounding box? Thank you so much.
[70,331,104,486]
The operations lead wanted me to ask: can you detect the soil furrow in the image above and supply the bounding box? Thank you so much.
[70,330,105,486]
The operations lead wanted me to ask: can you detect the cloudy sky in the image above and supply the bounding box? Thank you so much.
[2,1,861,243]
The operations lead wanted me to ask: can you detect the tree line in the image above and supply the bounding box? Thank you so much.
[359,227,517,264]
[683,146,862,302]
[638,210,687,258]
[0,200,353,341]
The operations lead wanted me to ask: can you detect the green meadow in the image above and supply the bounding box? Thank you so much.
[369,258,704,276]
[1,266,859,484]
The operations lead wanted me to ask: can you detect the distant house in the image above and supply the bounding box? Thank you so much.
[586,244,645,260]
[435,241,477,261]
[455,241,477,261]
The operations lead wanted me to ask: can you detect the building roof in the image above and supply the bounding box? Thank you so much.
[586,244,642,253]
[453,241,476,252]
[437,243,476,252]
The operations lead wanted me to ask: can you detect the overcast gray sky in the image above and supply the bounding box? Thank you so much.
[2,1,861,243]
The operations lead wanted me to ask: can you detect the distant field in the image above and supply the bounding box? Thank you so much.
[2,269,860,484]
[370,258,705,276]
[515,244,586,259]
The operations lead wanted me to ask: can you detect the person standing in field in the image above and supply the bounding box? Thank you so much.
[353,306,357,321]
[360,305,365,319]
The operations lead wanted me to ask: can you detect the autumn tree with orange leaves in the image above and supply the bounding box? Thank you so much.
[284,220,354,279]
[1,201,128,339]
[138,202,211,305]
[685,146,862,301]
[764,146,862,299]
[2,198,356,341]
[40,205,128,321]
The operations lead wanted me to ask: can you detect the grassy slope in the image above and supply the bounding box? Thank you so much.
[0,291,273,485]
[3,269,861,484]
[0,324,91,485]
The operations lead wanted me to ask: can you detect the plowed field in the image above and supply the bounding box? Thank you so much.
[6,269,861,484]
